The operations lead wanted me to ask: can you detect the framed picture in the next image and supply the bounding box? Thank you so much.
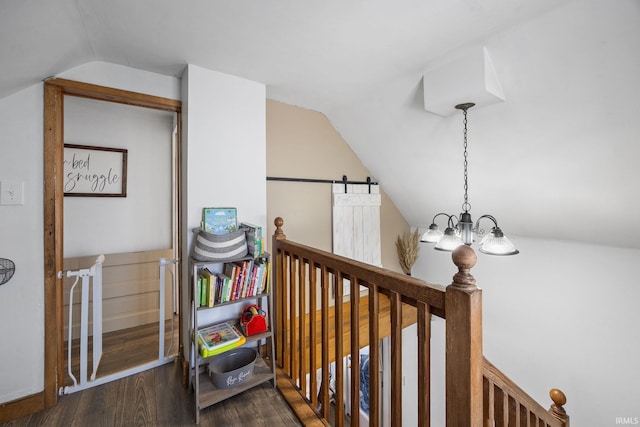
[63,144,128,197]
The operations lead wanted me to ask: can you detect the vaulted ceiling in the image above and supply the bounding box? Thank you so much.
[2,0,639,248]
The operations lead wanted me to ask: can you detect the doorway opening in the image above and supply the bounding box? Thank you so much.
[43,78,182,407]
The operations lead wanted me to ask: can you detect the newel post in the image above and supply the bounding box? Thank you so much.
[549,389,570,426]
[446,245,483,427]
[273,216,286,242]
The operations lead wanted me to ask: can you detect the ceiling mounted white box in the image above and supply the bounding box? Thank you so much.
[423,46,505,116]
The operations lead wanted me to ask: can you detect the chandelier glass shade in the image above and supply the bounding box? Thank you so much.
[420,103,519,256]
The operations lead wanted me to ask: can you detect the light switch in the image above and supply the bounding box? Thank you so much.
[0,180,24,205]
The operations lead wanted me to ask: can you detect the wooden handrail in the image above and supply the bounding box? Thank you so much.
[483,357,570,427]
[273,239,446,314]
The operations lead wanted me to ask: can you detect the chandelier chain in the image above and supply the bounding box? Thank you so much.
[462,108,471,213]
[424,102,518,255]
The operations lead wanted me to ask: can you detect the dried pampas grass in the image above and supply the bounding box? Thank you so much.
[396,228,420,275]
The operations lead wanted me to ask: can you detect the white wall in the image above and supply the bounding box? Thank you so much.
[64,96,174,257]
[412,237,640,426]
[0,84,45,402]
[181,64,266,347]
[0,62,181,404]
[60,61,181,101]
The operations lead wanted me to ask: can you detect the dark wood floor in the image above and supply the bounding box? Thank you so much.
[3,361,302,427]
[65,316,180,385]
[3,319,302,426]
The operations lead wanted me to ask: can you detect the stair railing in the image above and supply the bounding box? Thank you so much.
[271,217,569,427]
[483,357,570,427]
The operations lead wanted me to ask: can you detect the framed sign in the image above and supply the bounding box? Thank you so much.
[63,144,128,197]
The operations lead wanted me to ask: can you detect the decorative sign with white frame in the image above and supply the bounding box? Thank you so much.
[63,144,128,197]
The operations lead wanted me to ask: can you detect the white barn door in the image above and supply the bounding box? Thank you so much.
[332,183,382,268]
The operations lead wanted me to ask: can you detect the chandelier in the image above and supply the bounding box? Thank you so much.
[420,103,519,256]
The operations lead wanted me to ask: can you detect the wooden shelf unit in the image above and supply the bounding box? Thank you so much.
[189,255,275,423]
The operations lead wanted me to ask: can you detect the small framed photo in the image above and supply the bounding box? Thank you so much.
[63,144,128,197]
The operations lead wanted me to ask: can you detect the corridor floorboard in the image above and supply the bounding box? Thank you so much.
[5,318,301,426]
[64,317,179,385]
[3,362,302,427]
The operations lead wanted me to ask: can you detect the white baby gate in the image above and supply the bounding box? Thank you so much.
[59,256,179,395]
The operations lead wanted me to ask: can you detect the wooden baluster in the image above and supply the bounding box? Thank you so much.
[483,377,494,427]
[350,277,361,427]
[289,254,297,381]
[309,262,318,409]
[518,402,528,427]
[529,413,538,427]
[334,271,345,427]
[508,395,517,426]
[549,389,569,427]
[320,264,330,420]
[390,290,402,427]
[368,284,380,427]
[273,217,286,369]
[417,301,431,427]
[445,245,483,427]
[494,386,507,427]
[299,257,306,397]
[501,390,509,427]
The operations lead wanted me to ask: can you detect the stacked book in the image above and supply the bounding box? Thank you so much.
[196,259,270,308]
[197,322,246,358]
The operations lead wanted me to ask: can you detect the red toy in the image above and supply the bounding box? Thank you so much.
[241,304,268,336]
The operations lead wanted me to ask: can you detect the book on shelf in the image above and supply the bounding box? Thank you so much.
[212,274,220,304]
[198,271,207,307]
[246,260,264,297]
[224,274,233,303]
[232,261,243,300]
[197,335,246,358]
[202,207,238,235]
[240,222,263,258]
[262,261,271,293]
[196,275,202,307]
[213,273,229,304]
[223,263,239,301]
[197,322,243,353]
[202,269,216,307]
[196,257,269,307]
[197,324,246,358]
[199,268,217,308]
[241,259,254,298]
[247,263,259,297]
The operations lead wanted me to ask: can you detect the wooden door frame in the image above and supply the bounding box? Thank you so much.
[43,78,182,408]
